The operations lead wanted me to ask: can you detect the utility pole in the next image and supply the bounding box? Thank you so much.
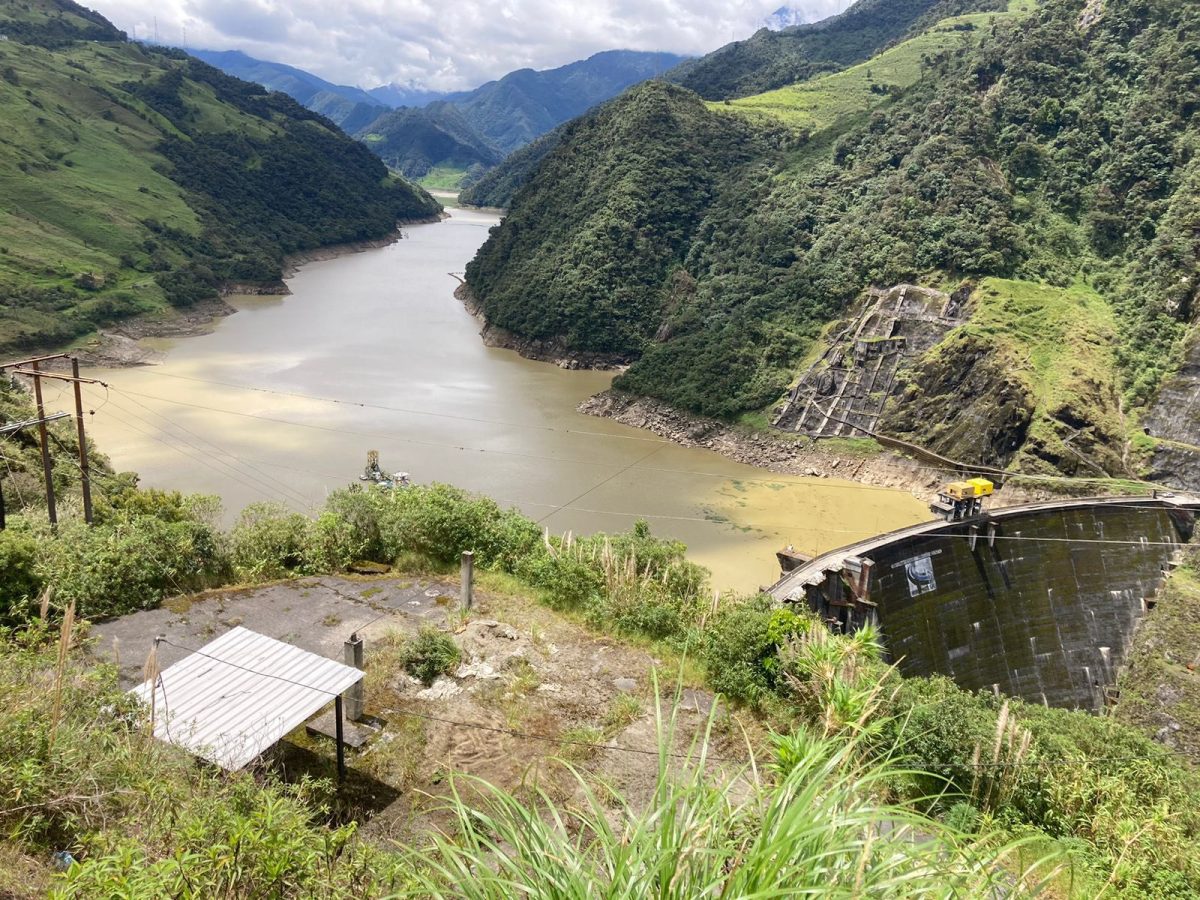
[71,359,93,524]
[0,412,71,530]
[1,354,104,527]
[30,360,56,527]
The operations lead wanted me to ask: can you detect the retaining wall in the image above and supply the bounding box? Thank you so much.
[770,498,1197,711]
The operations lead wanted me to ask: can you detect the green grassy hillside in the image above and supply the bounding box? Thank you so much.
[667,0,1006,100]
[466,0,1200,476]
[0,1,440,354]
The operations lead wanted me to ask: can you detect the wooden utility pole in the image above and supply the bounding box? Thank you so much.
[29,360,56,527]
[71,358,93,524]
[1,354,103,527]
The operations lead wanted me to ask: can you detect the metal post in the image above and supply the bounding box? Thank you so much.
[460,550,474,610]
[344,633,364,722]
[0,473,5,531]
[334,695,346,781]
[71,359,93,525]
[30,361,56,527]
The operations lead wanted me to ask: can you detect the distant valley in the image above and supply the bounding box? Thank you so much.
[195,48,687,187]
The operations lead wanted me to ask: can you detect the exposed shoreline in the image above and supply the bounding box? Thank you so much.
[63,219,445,368]
[579,390,1055,507]
[454,283,631,371]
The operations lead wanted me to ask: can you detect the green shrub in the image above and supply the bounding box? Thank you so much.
[700,596,778,707]
[402,627,460,685]
[0,527,42,622]
[36,515,226,617]
[229,502,313,580]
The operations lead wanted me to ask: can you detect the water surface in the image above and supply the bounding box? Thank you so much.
[82,208,929,591]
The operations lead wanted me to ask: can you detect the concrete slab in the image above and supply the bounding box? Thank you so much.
[91,575,459,689]
[306,710,376,749]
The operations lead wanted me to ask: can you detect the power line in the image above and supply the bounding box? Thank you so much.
[111,370,1165,491]
[109,389,316,510]
[87,396,1200,548]
[100,386,967,497]
[121,369,671,445]
[99,396,308,510]
[105,384,1181,504]
[536,442,666,524]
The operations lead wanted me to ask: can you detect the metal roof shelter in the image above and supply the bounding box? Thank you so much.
[130,626,363,776]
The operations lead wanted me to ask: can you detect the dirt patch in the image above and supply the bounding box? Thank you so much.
[88,574,744,843]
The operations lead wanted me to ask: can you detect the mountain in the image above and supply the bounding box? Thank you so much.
[358,103,504,181]
[196,46,687,185]
[463,0,1200,479]
[458,126,565,208]
[0,0,439,354]
[762,5,824,30]
[366,83,450,108]
[446,50,688,156]
[189,49,389,130]
[467,0,977,207]
[356,49,688,185]
[667,0,1005,100]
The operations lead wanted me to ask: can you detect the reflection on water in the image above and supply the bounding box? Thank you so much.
[82,207,929,592]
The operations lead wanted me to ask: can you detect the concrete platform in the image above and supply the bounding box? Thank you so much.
[306,709,376,749]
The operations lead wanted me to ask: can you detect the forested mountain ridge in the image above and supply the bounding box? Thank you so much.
[666,0,1006,100]
[457,0,1004,209]
[190,49,390,133]
[466,0,1200,477]
[0,0,439,355]
[446,50,688,155]
[358,103,505,182]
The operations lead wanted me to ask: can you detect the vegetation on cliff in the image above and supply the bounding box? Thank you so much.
[0,0,439,355]
[465,0,1200,476]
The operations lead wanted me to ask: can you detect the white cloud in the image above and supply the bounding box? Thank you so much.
[87,0,848,91]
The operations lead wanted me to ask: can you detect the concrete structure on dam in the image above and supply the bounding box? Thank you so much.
[769,495,1200,712]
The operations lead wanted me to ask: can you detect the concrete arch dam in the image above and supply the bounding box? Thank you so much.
[768,495,1200,712]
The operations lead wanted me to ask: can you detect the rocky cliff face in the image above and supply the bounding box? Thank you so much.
[1145,341,1200,490]
[879,331,1035,469]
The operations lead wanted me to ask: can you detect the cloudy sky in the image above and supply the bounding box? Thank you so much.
[86,0,850,92]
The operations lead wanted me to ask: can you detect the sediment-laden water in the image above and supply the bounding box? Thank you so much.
[81,207,929,592]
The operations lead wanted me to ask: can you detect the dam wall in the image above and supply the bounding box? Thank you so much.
[769,497,1199,711]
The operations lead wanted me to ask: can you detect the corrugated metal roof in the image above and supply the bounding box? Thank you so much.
[129,626,364,771]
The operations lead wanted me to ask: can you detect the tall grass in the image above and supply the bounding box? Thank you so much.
[390,686,1056,898]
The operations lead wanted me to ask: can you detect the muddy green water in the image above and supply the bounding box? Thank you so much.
[82,208,929,592]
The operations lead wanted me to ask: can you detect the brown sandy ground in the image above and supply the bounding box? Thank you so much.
[89,573,754,844]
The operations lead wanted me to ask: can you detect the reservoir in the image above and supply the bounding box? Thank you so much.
[81,207,929,592]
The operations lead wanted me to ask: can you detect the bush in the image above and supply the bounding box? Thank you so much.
[0,527,42,622]
[229,502,312,581]
[700,596,798,707]
[36,515,226,618]
[402,626,460,685]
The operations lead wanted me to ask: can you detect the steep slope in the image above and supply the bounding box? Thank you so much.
[459,126,565,208]
[450,50,687,155]
[189,49,390,131]
[0,1,440,354]
[465,0,1200,477]
[358,103,504,181]
[667,0,1005,100]
[464,81,767,360]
